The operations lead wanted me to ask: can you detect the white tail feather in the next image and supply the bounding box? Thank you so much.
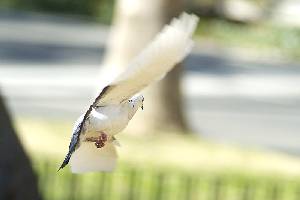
[70,142,117,173]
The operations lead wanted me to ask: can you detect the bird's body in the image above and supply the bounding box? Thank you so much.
[84,105,129,137]
[79,95,144,139]
[65,95,143,173]
[59,13,199,173]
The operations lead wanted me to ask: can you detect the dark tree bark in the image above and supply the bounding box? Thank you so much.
[0,94,42,200]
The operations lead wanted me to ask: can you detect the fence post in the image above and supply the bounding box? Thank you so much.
[69,174,80,200]
[153,172,165,200]
[97,172,108,200]
[270,183,279,200]
[127,168,137,200]
[40,161,50,198]
[212,178,222,200]
[296,185,300,200]
[183,175,193,200]
[242,182,252,200]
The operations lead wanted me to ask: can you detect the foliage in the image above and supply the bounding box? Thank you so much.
[1,0,299,58]
[0,0,115,23]
[197,18,300,60]
[35,160,300,200]
[14,117,300,200]
[16,117,300,176]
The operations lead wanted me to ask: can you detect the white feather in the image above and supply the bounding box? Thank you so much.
[97,13,199,106]
[70,142,117,173]
[64,13,198,173]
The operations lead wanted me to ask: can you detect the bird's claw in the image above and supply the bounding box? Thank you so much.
[95,133,108,148]
[85,132,108,148]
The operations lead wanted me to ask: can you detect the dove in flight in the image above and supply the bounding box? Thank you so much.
[58,13,199,173]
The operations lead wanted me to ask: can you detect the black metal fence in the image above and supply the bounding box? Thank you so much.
[35,161,300,200]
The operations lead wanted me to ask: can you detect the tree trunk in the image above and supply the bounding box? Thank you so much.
[101,0,189,133]
[0,94,42,200]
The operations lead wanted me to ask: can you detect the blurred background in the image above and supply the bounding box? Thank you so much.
[0,0,300,199]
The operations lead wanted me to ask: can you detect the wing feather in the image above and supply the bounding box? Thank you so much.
[59,13,198,171]
[95,13,199,106]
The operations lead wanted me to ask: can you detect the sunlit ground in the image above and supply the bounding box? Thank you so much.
[15,117,300,178]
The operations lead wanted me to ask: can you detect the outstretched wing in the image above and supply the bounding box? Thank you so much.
[95,13,199,106]
[58,13,198,171]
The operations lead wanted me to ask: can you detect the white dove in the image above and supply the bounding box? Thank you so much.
[59,13,199,173]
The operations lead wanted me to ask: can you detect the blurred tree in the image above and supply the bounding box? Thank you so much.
[214,0,226,16]
[101,0,189,133]
[0,94,42,200]
[187,0,225,18]
[0,0,115,24]
[261,0,280,18]
[188,0,282,23]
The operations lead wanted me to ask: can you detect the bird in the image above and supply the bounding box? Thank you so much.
[58,12,199,173]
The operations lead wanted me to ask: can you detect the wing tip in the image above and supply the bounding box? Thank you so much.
[176,12,199,37]
[57,151,72,172]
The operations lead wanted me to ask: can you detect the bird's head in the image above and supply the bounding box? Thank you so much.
[126,94,144,119]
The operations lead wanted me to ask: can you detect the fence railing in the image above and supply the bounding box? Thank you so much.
[34,161,300,200]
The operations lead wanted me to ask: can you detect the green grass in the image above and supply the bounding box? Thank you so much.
[15,117,300,177]
[34,160,300,200]
[15,116,300,200]
[196,19,300,60]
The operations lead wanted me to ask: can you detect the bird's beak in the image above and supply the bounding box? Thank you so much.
[141,104,144,110]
